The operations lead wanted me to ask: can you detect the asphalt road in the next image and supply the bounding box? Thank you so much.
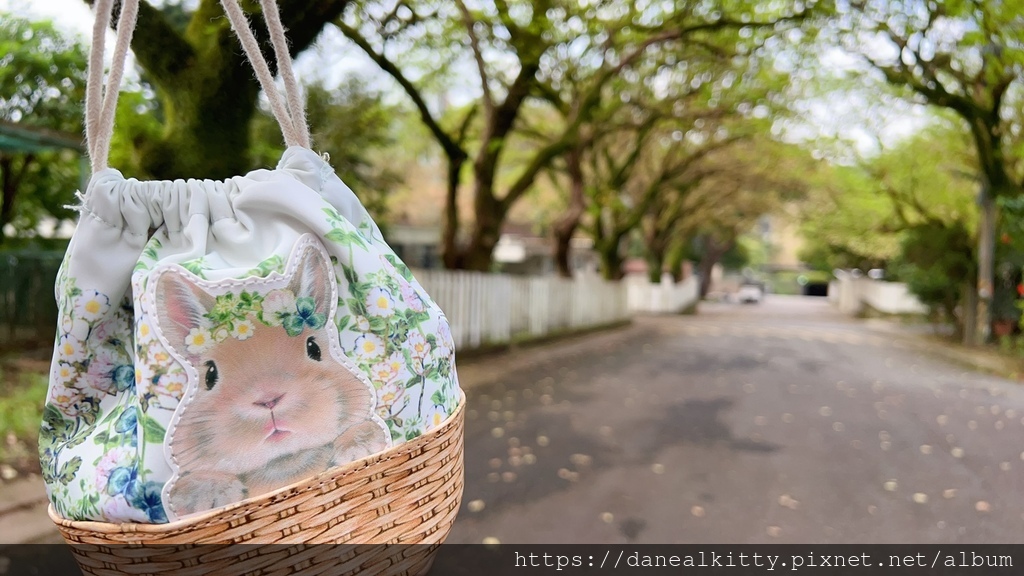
[446,295,1024,544]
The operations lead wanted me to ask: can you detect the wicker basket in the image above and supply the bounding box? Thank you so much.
[48,393,465,576]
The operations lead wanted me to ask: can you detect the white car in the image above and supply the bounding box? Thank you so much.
[737,283,764,304]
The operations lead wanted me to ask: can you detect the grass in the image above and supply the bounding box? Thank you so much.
[0,366,48,476]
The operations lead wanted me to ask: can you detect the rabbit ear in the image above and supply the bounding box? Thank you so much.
[288,244,332,311]
[154,269,216,352]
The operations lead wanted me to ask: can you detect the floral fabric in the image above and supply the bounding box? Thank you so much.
[41,147,461,523]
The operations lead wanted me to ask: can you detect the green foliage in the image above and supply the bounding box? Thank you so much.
[0,13,88,242]
[0,367,49,470]
[799,118,979,272]
[719,240,752,271]
[252,81,401,225]
[108,88,163,177]
[0,15,86,130]
[894,222,976,331]
[834,0,1024,196]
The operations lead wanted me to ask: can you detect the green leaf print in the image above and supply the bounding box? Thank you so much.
[431,390,445,407]
[325,229,368,249]
[247,254,285,278]
[335,314,351,332]
[57,457,82,486]
[141,415,167,443]
[389,255,414,281]
[180,258,208,278]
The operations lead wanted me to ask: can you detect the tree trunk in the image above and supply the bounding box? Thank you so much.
[441,154,466,269]
[140,71,260,179]
[597,244,625,281]
[459,182,505,272]
[0,156,14,245]
[646,245,666,284]
[666,240,688,283]
[696,236,733,299]
[962,278,978,346]
[0,154,30,246]
[644,222,670,284]
[972,187,996,345]
[552,147,585,278]
[100,0,350,180]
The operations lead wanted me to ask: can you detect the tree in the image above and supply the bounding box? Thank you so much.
[677,136,814,297]
[836,0,1024,344]
[251,79,402,225]
[0,15,88,244]
[85,0,349,180]
[341,0,816,271]
[897,222,976,337]
[585,120,741,281]
[799,118,980,330]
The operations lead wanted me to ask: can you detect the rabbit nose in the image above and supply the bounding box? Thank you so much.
[254,394,285,410]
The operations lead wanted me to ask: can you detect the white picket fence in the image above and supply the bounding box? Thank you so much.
[414,270,630,351]
[624,274,700,314]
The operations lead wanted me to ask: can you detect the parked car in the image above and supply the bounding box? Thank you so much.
[737,282,764,304]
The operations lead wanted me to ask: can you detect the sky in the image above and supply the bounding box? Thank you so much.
[1,0,96,39]
[0,0,373,84]
[4,0,931,159]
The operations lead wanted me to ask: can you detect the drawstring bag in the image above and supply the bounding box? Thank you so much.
[42,0,464,565]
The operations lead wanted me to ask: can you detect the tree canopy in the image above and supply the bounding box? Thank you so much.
[0,14,88,244]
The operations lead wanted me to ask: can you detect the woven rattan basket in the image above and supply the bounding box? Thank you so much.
[48,393,465,576]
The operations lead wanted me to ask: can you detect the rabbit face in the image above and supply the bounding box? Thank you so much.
[166,320,367,474]
[152,239,389,516]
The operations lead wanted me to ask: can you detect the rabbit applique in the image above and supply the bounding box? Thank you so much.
[151,237,391,517]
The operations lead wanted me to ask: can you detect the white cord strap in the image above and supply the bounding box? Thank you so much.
[219,0,310,149]
[85,0,309,173]
[258,0,310,148]
[85,0,140,173]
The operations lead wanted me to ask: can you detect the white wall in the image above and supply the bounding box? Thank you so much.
[624,274,700,315]
[830,273,928,316]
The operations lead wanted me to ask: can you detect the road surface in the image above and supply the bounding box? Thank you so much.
[446,295,1024,544]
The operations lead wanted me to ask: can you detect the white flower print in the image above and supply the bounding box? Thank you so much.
[146,344,173,367]
[154,368,188,401]
[57,333,87,362]
[422,403,447,430]
[365,287,396,317]
[48,381,82,413]
[354,315,370,331]
[376,378,403,408]
[136,319,156,343]
[370,352,404,386]
[230,319,255,340]
[354,333,386,362]
[407,331,431,360]
[53,362,78,386]
[184,327,214,355]
[74,289,110,322]
[60,314,90,340]
[262,289,296,326]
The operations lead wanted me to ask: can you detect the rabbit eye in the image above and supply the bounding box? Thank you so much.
[204,360,218,390]
[306,336,322,362]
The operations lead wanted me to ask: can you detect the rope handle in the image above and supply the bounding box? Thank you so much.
[219,0,311,150]
[85,0,310,174]
[85,0,139,173]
